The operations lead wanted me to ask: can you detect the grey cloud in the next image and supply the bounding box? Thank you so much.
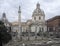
[0,0,60,22]
[42,0,55,3]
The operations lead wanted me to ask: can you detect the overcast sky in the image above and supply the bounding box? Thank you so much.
[0,0,60,22]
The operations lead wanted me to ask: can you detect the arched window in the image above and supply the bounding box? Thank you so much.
[39,27,41,32]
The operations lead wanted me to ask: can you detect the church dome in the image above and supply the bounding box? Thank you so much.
[32,2,45,16]
[3,13,6,18]
[2,13,9,23]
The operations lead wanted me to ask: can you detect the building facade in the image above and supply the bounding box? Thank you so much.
[31,3,47,33]
[12,3,47,34]
[1,13,11,32]
[47,16,60,32]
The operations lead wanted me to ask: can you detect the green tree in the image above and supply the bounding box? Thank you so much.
[0,21,12,46]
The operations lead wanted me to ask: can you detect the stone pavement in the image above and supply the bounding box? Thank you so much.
[5,37,60,46]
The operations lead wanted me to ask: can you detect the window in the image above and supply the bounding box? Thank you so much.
[49,27,53,32]
[39,27,41,32]
[34,17,36,20]
[39,17,41,20]
[59,23,60,26]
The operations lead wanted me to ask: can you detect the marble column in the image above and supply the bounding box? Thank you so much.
[18,6,22,40]
[28,26,30,40]
[35,25,37,40]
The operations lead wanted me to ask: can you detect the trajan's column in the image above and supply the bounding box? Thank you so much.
[18,6,22,40]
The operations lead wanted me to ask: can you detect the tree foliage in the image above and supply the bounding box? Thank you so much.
[0,21,12,46]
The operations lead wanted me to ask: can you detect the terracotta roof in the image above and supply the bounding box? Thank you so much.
[47,16,60,22]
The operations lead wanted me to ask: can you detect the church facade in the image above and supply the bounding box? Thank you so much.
[0,13,12,32]
[12,3,47,33]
